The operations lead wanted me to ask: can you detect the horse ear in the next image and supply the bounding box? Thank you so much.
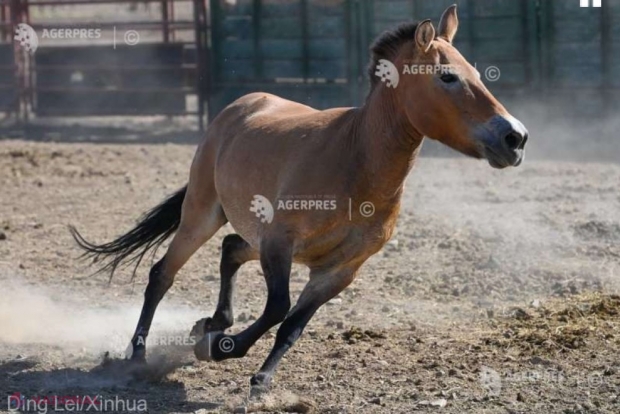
[415,20,435,53]
[438,4,458,43]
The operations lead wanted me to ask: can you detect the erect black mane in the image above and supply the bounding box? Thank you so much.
[367,22,419,90]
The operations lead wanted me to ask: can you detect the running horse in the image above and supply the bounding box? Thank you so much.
[71,5,528,396]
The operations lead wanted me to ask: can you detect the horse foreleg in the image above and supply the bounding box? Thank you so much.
[194,236,292,361]
[249,265,359,396]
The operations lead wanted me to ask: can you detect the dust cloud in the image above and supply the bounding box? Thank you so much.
[0,276,203,357]
[511,101,620,164]
[405,99,620,301]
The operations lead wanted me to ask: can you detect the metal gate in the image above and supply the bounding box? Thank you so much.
[1,0,209,129]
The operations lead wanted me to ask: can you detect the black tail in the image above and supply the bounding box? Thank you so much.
[70,186,187,279]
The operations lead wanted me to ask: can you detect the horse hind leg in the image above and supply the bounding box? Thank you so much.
[190,234,258,338]
[127,193,227,361]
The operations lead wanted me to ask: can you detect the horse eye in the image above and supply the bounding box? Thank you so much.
[440,74,458,83]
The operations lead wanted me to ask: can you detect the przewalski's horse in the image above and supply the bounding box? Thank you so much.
[71,5,528,395]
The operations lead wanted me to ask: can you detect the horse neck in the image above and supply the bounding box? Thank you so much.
[353,86,424,202]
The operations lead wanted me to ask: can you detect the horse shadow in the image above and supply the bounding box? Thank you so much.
[0,354,220,414]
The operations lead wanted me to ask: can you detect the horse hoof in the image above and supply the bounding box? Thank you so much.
[191,317,230,339]
[249,384,270,401]
[127,355,146,365]
[193,331,223,361]
[190,317,211,338]
[124,342,146,363]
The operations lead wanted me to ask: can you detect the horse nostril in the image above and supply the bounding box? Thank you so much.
[519,132,529,149]
[504,132,524,151]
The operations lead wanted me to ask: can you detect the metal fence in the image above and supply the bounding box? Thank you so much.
[207,0,619,120]
[1,0,617,126]
[1,0,208,128]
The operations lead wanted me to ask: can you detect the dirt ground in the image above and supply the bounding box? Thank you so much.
[1,139,619,414]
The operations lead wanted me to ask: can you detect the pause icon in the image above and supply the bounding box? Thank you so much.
[580,0,602,7]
